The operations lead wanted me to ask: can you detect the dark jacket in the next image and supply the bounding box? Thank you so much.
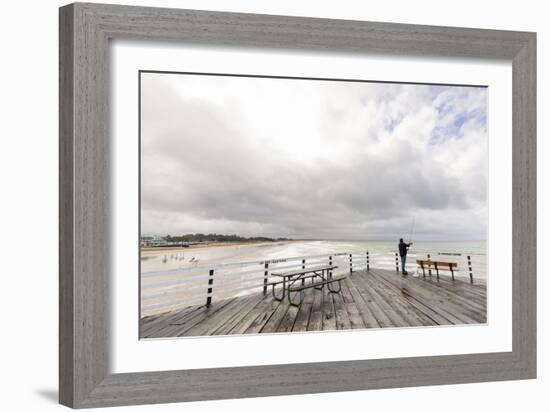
[398,241,410,257]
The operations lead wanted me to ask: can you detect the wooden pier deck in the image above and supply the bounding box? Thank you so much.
[140,268,487,338]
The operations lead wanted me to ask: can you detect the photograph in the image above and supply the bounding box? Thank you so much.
[138,71,488,339]
[49,2,539,408]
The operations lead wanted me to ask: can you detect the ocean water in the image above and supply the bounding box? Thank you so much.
[141,240,486,276]
[140,240,486,316]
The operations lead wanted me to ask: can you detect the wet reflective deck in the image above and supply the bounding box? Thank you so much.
[140,268,487,338]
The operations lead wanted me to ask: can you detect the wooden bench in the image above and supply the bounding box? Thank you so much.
[270,265,341,306]
[416,259,458,280]
[266,273,319,293]
[287,275,347,306]
[289,274,346,292]
[270,265,337,278]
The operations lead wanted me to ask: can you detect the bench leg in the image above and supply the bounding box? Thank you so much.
[435,264,439,280]
[272,280,285,301]
[450,264,455,281]
[287,288,304,307]
[327,280,342,293]
[314,273,325,290]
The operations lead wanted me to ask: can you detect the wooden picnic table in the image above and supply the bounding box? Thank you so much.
[269,265,345,306]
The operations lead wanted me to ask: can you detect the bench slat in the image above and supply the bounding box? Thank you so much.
[288,275,346,292]
[270,265,338,277]
[416,260,458,268]
[266,273,319,286]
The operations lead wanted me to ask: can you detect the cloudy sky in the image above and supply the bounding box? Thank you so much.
[140,72,487,240]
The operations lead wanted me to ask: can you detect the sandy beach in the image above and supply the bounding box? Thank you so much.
[140,241,283,257]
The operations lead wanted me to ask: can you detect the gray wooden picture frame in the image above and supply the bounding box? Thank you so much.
[59,2,536,408]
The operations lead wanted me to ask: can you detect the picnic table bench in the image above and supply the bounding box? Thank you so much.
[268,265,345,306]
[416,259,458,280]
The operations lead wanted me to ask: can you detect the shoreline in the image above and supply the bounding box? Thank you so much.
[140,240,292,256]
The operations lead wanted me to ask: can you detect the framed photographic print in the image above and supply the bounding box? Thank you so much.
[59,2,536,408]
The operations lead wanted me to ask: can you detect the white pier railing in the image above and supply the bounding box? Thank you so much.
[141,249,485,317]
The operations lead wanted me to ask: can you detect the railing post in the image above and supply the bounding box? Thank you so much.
[467,255,474,283]
[206,269,214,307]
[427,253,432,277]
[263,262,269,295]
[329,255,333,278]
[302,259,306,285]
[395,252,399,273]
[366,251,370,272]
[349,253,353,275]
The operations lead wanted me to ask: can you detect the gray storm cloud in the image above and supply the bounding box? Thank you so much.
[140,73,487,240]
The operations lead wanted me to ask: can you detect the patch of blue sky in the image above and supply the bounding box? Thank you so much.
[453,113,469,131]
[429,108,487,145]
[429,84,452,101]
[385,117,400,133]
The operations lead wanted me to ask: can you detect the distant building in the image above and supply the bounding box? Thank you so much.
[140,235,168,247]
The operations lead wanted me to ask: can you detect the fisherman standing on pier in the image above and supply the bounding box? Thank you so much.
[398,238,413,275]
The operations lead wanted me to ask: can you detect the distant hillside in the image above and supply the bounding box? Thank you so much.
[163,234,291,243]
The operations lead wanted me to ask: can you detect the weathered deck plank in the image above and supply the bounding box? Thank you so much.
[215,293,273,335]
[292,288,314,332]
[140,305,201,337]
[140,268,487,338]
[260,299,291,333]
[407,274,487,309]
[277,305,300,333]
[368,271,454,326]
[332,292,352,330]
[343,277,380,328]
[370,270,486,324]
[365,272,438,327]
[307,286,324,331]
[173,299,238,337]
[243,297,282,334]
[351,273,397,327]
[359,274,410,327]
[321,284,337,331]
[184,293,263,336]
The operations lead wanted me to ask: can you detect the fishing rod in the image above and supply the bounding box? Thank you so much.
[408,216,415,244]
